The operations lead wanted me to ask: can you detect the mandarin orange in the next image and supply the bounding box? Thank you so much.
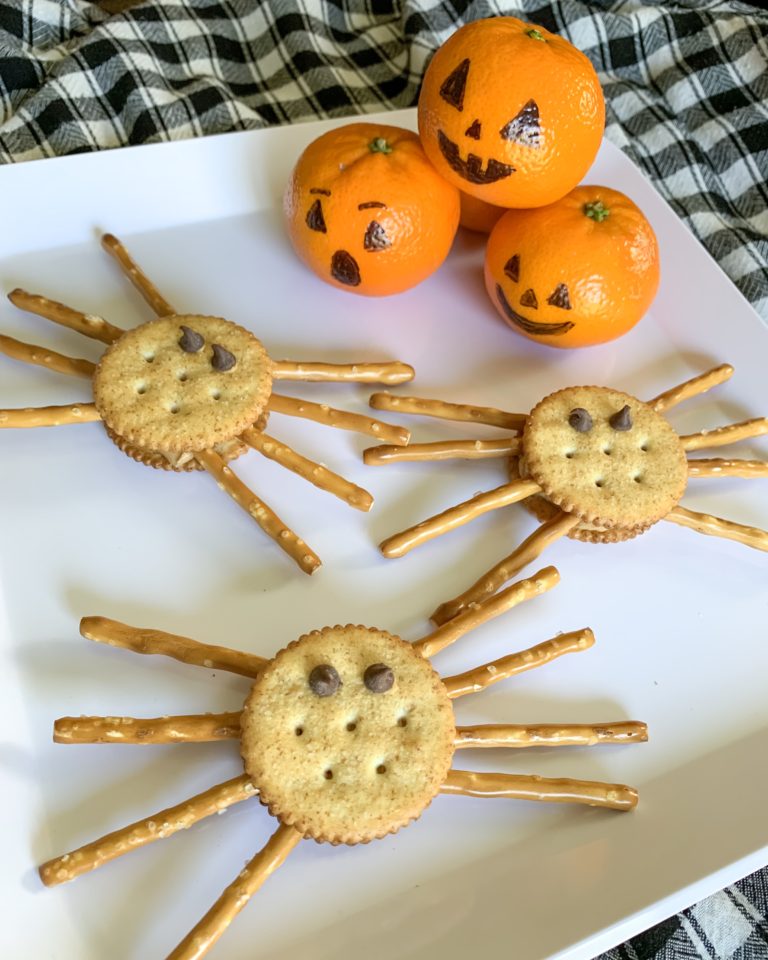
[284,122,460,297]
[484,185,660,348]
[418,17,604,208]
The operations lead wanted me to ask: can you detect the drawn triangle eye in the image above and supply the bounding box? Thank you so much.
[547,283,572,310]
[364,221,390,251]
[306,199,327,233]
[439,58,470,111]
[503,255,520,282]
[500,99,541,147]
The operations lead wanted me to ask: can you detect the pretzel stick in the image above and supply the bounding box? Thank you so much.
[443,629,594,698]
[364,437,519,465]
[687,458,768,479]
[166,824,302,960]
[649,364,733,413]
[196,448,321,575]
[39,774,257,886]
[664,505,768,551]
[432,511,580,625]
[454,721,648,749]
[101,233,176,317]
[272,360,414,384]
[54,712,242,744]
[380,479,541,559]
[242,428,373,511]
[0,332,96,378]
[80,615,267,678]
[441,769,638,811]
[0,403,100,428]
[680,417,768,451]
[413,566,559,659]
[8,288,123,344]
[370,391,527,431]
[269,393,409,445]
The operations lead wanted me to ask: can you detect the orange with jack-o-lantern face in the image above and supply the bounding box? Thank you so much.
[284,123,460,297]
[485,185,660,349]
[418,17,604,208]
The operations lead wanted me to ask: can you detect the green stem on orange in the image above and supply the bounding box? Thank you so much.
[369,137,393,154]
[584,200,610,222]
[526,28,546,41]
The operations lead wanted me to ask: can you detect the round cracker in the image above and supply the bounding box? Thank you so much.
[93,315,273,454]
[522,386,687,530]
[240,625,455,845]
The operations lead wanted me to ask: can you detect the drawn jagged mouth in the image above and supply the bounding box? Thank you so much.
[437,130,514,185]
[496,284,575,336]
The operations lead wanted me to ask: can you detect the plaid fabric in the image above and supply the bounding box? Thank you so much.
[1,1,767,956]
[599,868,768,960]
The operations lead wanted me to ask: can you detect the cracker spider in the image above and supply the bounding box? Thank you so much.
[365,365,768,624]
[0,234,414,574]
[40,566,645,959]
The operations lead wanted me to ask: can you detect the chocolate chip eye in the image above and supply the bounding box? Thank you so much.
[500,99,541,147]
[211,343,236,371]
[568,408,593,433]
[179,325,204,353]
[363,663,394,693]
[308,664,341,697]
[364,221,390,251]
[440,58,470,111]
[306,199,327,233]
[609,405,633,431]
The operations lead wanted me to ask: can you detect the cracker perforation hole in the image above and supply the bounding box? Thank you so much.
[397,716,408,728]
[602,446,612,456]
[177,371,189,382]
[594,478,604,488]
[136,384,147,395]
[211,390,222,401]
[346,720,357,732]
[376,764,387,775]
[324,769,333,780]
[143,353,155,363]
[294,726,304,736]
[640,441,649,452]
[169,403,180,414]
[564,450,575,459]
[633,474,643,484]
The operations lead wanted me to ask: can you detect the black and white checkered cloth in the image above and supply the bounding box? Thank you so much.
[1,1,767,957]
[602,869,768,960]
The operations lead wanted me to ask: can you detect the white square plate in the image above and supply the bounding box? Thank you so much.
[1,109,767,960]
